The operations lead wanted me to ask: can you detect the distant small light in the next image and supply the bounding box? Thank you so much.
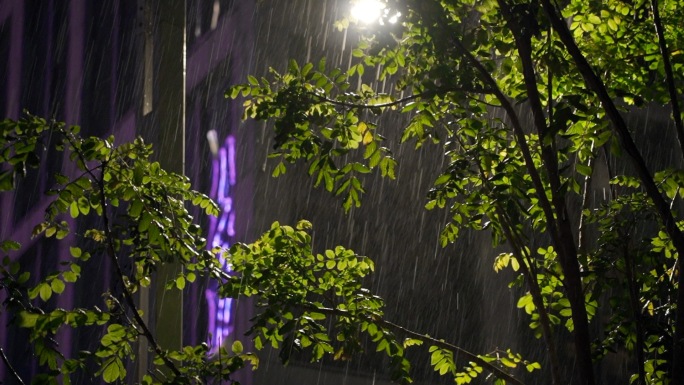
[210,0,220,30]
[388,12,401,24]
[207,129,219,156]
[350,0,385,24]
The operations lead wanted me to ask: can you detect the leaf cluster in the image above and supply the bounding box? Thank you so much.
[0,114,249,384]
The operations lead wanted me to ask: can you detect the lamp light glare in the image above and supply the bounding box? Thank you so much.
[351,0,385,24]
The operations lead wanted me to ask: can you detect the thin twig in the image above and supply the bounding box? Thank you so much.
[577,142,595,254]
[0,347,25,385]
[299,304,525,385]
[623,242,647,385]
[307,85,492,110]
[307,91,424,109]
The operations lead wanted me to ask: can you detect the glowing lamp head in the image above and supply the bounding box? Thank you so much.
[350,0,385,24]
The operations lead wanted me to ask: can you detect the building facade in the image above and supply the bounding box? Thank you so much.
[0,0,255,382]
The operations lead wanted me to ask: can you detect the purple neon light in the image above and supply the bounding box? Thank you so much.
[206,134,237,353]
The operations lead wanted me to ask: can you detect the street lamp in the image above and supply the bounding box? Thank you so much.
[350,0,401,25]
[350,0,385,24]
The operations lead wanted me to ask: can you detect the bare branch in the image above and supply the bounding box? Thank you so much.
[300,304,526,385]
[307,91,424,109]
[307,85,492,110]
[0,347,25,385]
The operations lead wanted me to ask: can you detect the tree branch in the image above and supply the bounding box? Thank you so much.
[410,0,561,254]
[453,130,561,384]
[56,128,181,379]
[300,304,526,385]
[577,142,595,254]
[497,208,562,385]
[623,242,647,385]
[307,85,492,110]
[538,2,684,383]
[0,347,25,385]
[494,3,594,381]
[96,161,182,378]
[308,91,424,109]
[410,3,576,383]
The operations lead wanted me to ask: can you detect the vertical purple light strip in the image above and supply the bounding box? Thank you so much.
[206,135,237,353]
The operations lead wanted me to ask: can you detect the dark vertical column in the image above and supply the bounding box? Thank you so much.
[137,1,153,377]
[0,0,23,243]
[153,0,186,176]
[185,93,203,347]
[65,0,84,127]
[2,0,22,120]
[56,0,86,360]
[110,0,120,129]
[137,0,186,378]
[0,5,22,379]
[153,0,186,354]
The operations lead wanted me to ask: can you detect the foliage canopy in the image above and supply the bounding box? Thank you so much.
[228,0,684,384]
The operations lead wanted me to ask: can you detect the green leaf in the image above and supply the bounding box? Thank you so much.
[576,163,592,177]
[39,283,53,301]
[517,294,535,314]
[500,357,517,368]
[175,276,186,290]
[45,226,57,238]
[19,312,40,328]
[287,59,300,74]
[70,246,82,258]
[435,174,451,185]
[352,163,371,174]
[77,196,90,215]
[69,201,80,218]
[0,170,14,191]
[102,357,125,383]
[51,279,65,294]
[129,199,143,218]
[248,75,259,86]
[272,161,286,177]
[0,240,20,252]
[403,338,424,348]
[302,62,313,77]
[510,257,520,272]
[186,272,196,283]
[138,212,152,232]
[18,271,30,284]
[337,259,348,270]
[232,340,244,354]
[587,14,601,24]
